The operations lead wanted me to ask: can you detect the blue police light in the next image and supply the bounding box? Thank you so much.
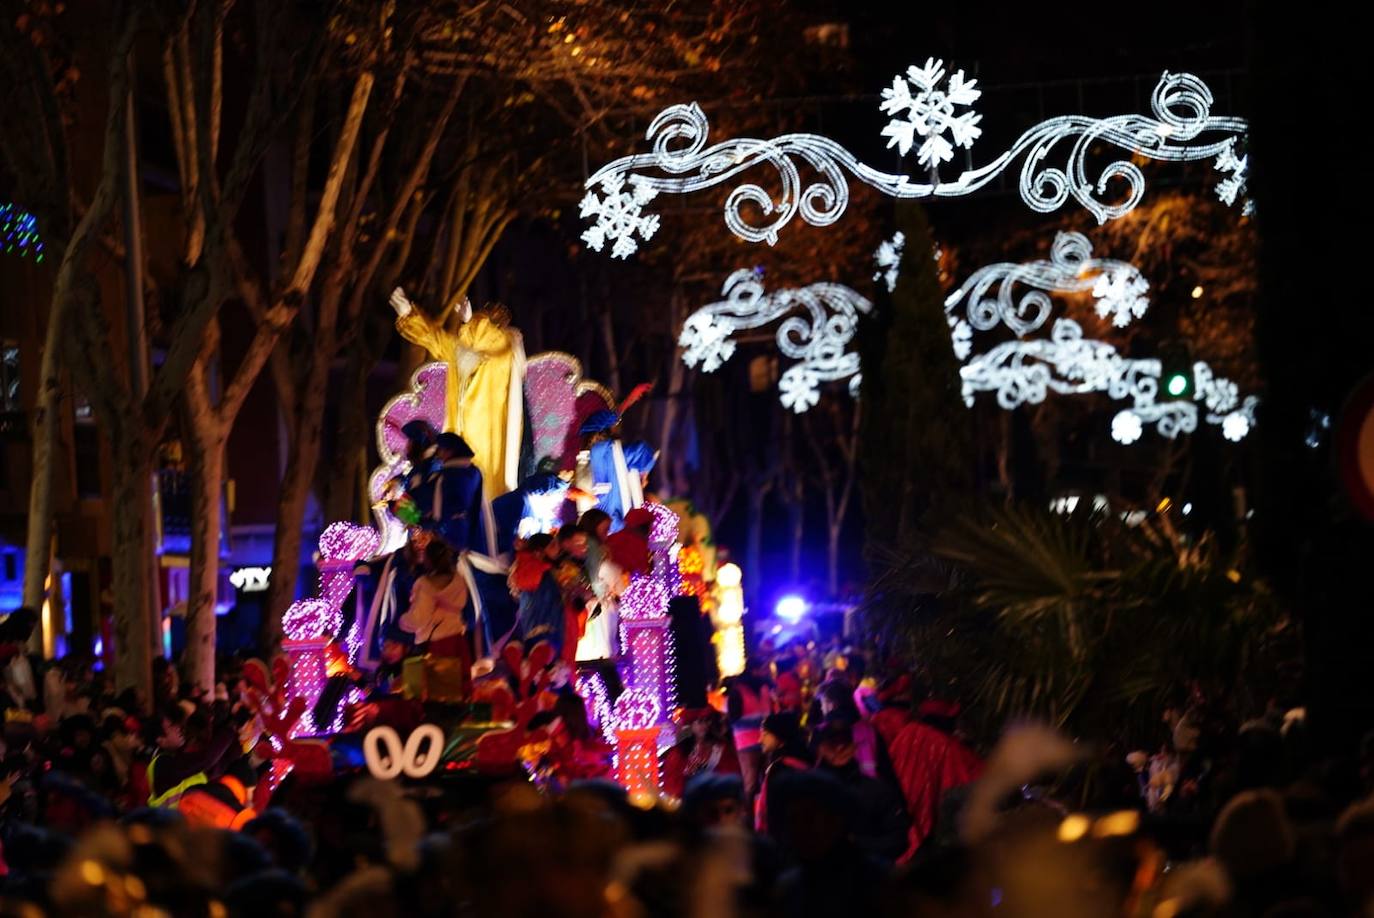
[775,595,809,624]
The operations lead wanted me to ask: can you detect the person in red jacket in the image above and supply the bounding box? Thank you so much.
[603,507,653,576]
[662,707,741,800]
[886,707,983,862]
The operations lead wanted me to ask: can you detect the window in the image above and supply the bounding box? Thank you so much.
[1,341,19,413]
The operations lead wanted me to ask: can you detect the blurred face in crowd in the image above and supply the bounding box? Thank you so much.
[563,532,589,560]
[698,795,745,828]
[760,728,782,756]
[818,737,856,769]
[158,717,185,751]
[381,639,407,665]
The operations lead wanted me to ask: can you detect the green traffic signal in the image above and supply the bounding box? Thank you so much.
[1166,373,1189,398]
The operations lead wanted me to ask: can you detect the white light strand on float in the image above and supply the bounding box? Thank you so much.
[944,231,1151,338]
[582,68,1249,255]
[680,269,872,413]
[873,231,905,292]
[958,317,1258,443]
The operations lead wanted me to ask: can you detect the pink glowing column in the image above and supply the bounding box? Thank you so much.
[612,688,662,798]
[281,522,379,734]
[619,574,675,721]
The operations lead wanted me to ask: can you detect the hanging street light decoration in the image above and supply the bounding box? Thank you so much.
[946,232,1257,444]
[944,231,1151,341]
[679,269,872,413]
[581,65,1249,258]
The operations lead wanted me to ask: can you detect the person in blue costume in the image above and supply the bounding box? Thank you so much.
[579,396,656,533]
[356,540,421,666]
[489,459,571,557]
[509,533,568,659]
[429,432,484,552]
[394,420,440,523]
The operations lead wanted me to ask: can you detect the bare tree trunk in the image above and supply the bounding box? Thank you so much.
[264,385,327,649]
[598,307,622,397]
[109,435,154,702]
[22,291,71,610]
[184,426,224,695]
[324,344,371,524]
[657,358,685,497]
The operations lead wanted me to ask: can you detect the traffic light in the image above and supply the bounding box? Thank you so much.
[1158,342,1194,401]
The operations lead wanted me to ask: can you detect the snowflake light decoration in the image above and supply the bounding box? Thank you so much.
[1213,139,1253,216]
[583,69,1247,251]
[1090,269,1151,328]
[944,231,1151,340]
[880,59,983,168]
[873,231,905,292]
[680,270,872,413]
[579,173,661,259]
[1112,410,1144,445]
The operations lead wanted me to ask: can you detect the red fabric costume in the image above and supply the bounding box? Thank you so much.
[885,721,983,862]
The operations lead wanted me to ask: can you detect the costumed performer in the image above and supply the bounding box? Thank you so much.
[576,385,656,532]
[390,286,525,500]
[430,432,485,553]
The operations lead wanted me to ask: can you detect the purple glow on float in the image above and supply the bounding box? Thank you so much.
[619,574,671,622]
[318,522,381,561]
[283,599,340,642]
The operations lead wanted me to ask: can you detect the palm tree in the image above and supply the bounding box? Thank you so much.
[864,503,1293,747]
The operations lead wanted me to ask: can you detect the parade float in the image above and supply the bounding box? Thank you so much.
[250,298,703,798]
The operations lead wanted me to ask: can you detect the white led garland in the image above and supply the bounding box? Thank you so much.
[947,233,1257,444]
[944,231,1151,339]
[679,269,871,412]
[582,66,1249,257]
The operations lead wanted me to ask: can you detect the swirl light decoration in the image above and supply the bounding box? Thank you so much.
[679,269,872,413]
[944,231,1151,339]
[582,68,1248,256]
[959,318,1258,444]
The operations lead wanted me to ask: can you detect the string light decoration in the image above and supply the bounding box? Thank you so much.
[676,544,707,602]
[873,231,905,292]
[1,203,44,262]
[318,522,381,561]
[280,522,380,732]
[680,269,872,413]
[582,69,1248,255]
[575,670,613,741]
[613,688,663,799]
[711,563,746,678]
[959,317,1258,443]
[944,231,1151,339]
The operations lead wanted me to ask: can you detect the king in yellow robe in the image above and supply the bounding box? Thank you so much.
[395,306,525,502]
